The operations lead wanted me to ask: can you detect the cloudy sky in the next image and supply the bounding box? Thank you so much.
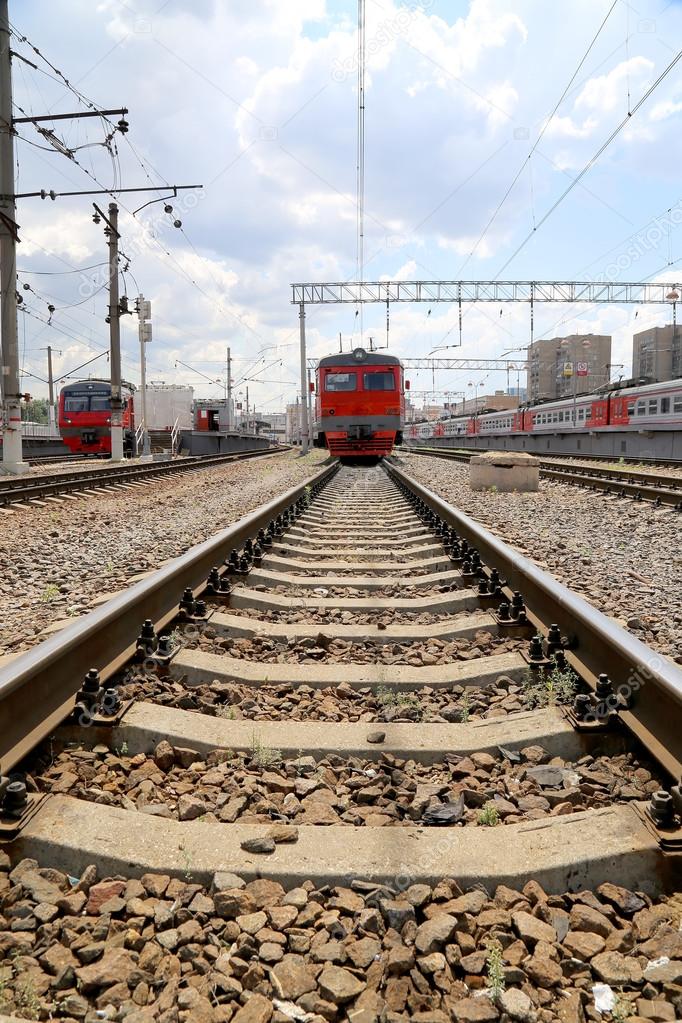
[10,0,682,411]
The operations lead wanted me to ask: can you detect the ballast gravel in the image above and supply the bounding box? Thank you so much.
[0,850,680,1022]
[0,450,327,656]
[395,452,682,663]
[31,741,661,830]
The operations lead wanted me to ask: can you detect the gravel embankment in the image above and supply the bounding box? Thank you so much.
[395,452,682,663]
[1,852,680,1022]
[0,450,327,656]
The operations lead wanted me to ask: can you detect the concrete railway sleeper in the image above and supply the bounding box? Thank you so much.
[0,461,681,1022]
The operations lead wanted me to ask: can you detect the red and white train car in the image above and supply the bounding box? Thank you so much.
[407,378,682,443]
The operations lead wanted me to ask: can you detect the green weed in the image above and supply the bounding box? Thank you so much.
[485,938,506,1000]
[478,804,500,827]
[250,733,281,768]
[521,661,579,710]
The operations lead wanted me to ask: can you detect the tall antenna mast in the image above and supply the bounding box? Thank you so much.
[355,0,366,342]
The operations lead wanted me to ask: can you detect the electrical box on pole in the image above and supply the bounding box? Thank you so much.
[136,294,152,458]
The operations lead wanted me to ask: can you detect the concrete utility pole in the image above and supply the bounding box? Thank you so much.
[46,345,55,431]
[105,202,124,462]
[226,346,232,431]
[298,301,309,453]
[0,0,28,474]
[137,294,152,458]
[307,366,314,448]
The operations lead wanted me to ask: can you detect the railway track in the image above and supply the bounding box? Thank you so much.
[411,446,682,509]
[0,446,289,510]
[1,461,681,1020]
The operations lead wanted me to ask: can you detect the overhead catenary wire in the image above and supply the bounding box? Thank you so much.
[458,0,619,274]
[495,44,682,278]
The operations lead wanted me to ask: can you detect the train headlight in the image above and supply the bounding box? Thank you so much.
[352,347,368,362]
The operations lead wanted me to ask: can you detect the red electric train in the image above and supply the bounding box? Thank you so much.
[313,348,406,459]
[58,379,135,456]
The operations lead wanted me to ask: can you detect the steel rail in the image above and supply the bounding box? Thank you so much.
[0,461,338,775]
[386,460,682,779]
[0,447,290,506]
[406,444,682,469]
[409,447,682,507]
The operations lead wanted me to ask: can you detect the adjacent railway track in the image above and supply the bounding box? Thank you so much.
[0,446,289,509]
[411,445,682,508]
[1,459,680,1019]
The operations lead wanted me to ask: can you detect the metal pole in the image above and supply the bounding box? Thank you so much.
[245,385,249,432]
[46,345,55,432]
[307,366,314,448]
[0,0,28,474]
[226,346,232,431]
[137,293,151,458]
[107,203,124,461]
[299,301,309,453]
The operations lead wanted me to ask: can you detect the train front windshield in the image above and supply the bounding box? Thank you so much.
[63,390,111,412]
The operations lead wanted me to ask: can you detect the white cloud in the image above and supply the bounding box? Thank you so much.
[10,0,682,408]
[575,56,653,115]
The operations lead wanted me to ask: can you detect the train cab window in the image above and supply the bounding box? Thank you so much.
[585,409,592,420]
[64,396,89,412]
[661,397,670,413]
[90,397,112,411]
[627,402,635,415]
[648,399,658,415]
[325,372,357,391]
[363,372,395,390]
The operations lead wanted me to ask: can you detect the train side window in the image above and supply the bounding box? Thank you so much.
[363,372,396,390]
[64,397,89,412]
[661,397,670,413]
[636,401,646,415]
[674,396,682,413]
[325,372,357,391]
[648,399,658,414]
[627,402,635,415]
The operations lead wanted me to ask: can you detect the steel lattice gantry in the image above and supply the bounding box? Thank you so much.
[290,279,681,454]
[291,280,681,305]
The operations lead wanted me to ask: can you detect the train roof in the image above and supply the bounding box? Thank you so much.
[61,378,135,392]
[317,348,402,368]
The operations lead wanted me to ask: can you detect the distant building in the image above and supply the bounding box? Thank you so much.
[257,412,286,441]
[443,392,518,416]
[632,325,682,382]
[527,334,612,402]
[507,386,528,401]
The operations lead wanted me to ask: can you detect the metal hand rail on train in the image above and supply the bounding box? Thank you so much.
[0,461,338,776]
[0,447,291,506]
[409,446,682,508]
[386,460,682,780]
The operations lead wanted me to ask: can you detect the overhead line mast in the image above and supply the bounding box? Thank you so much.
[0,1,201,471]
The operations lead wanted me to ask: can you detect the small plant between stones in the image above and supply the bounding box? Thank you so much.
[376,686,422,718]
[458,692,471,722]
[250,732,281,768]
[485,937,506,1000]
[478,804,500,827]
[521,661,579,709]
[40,583,60,602]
